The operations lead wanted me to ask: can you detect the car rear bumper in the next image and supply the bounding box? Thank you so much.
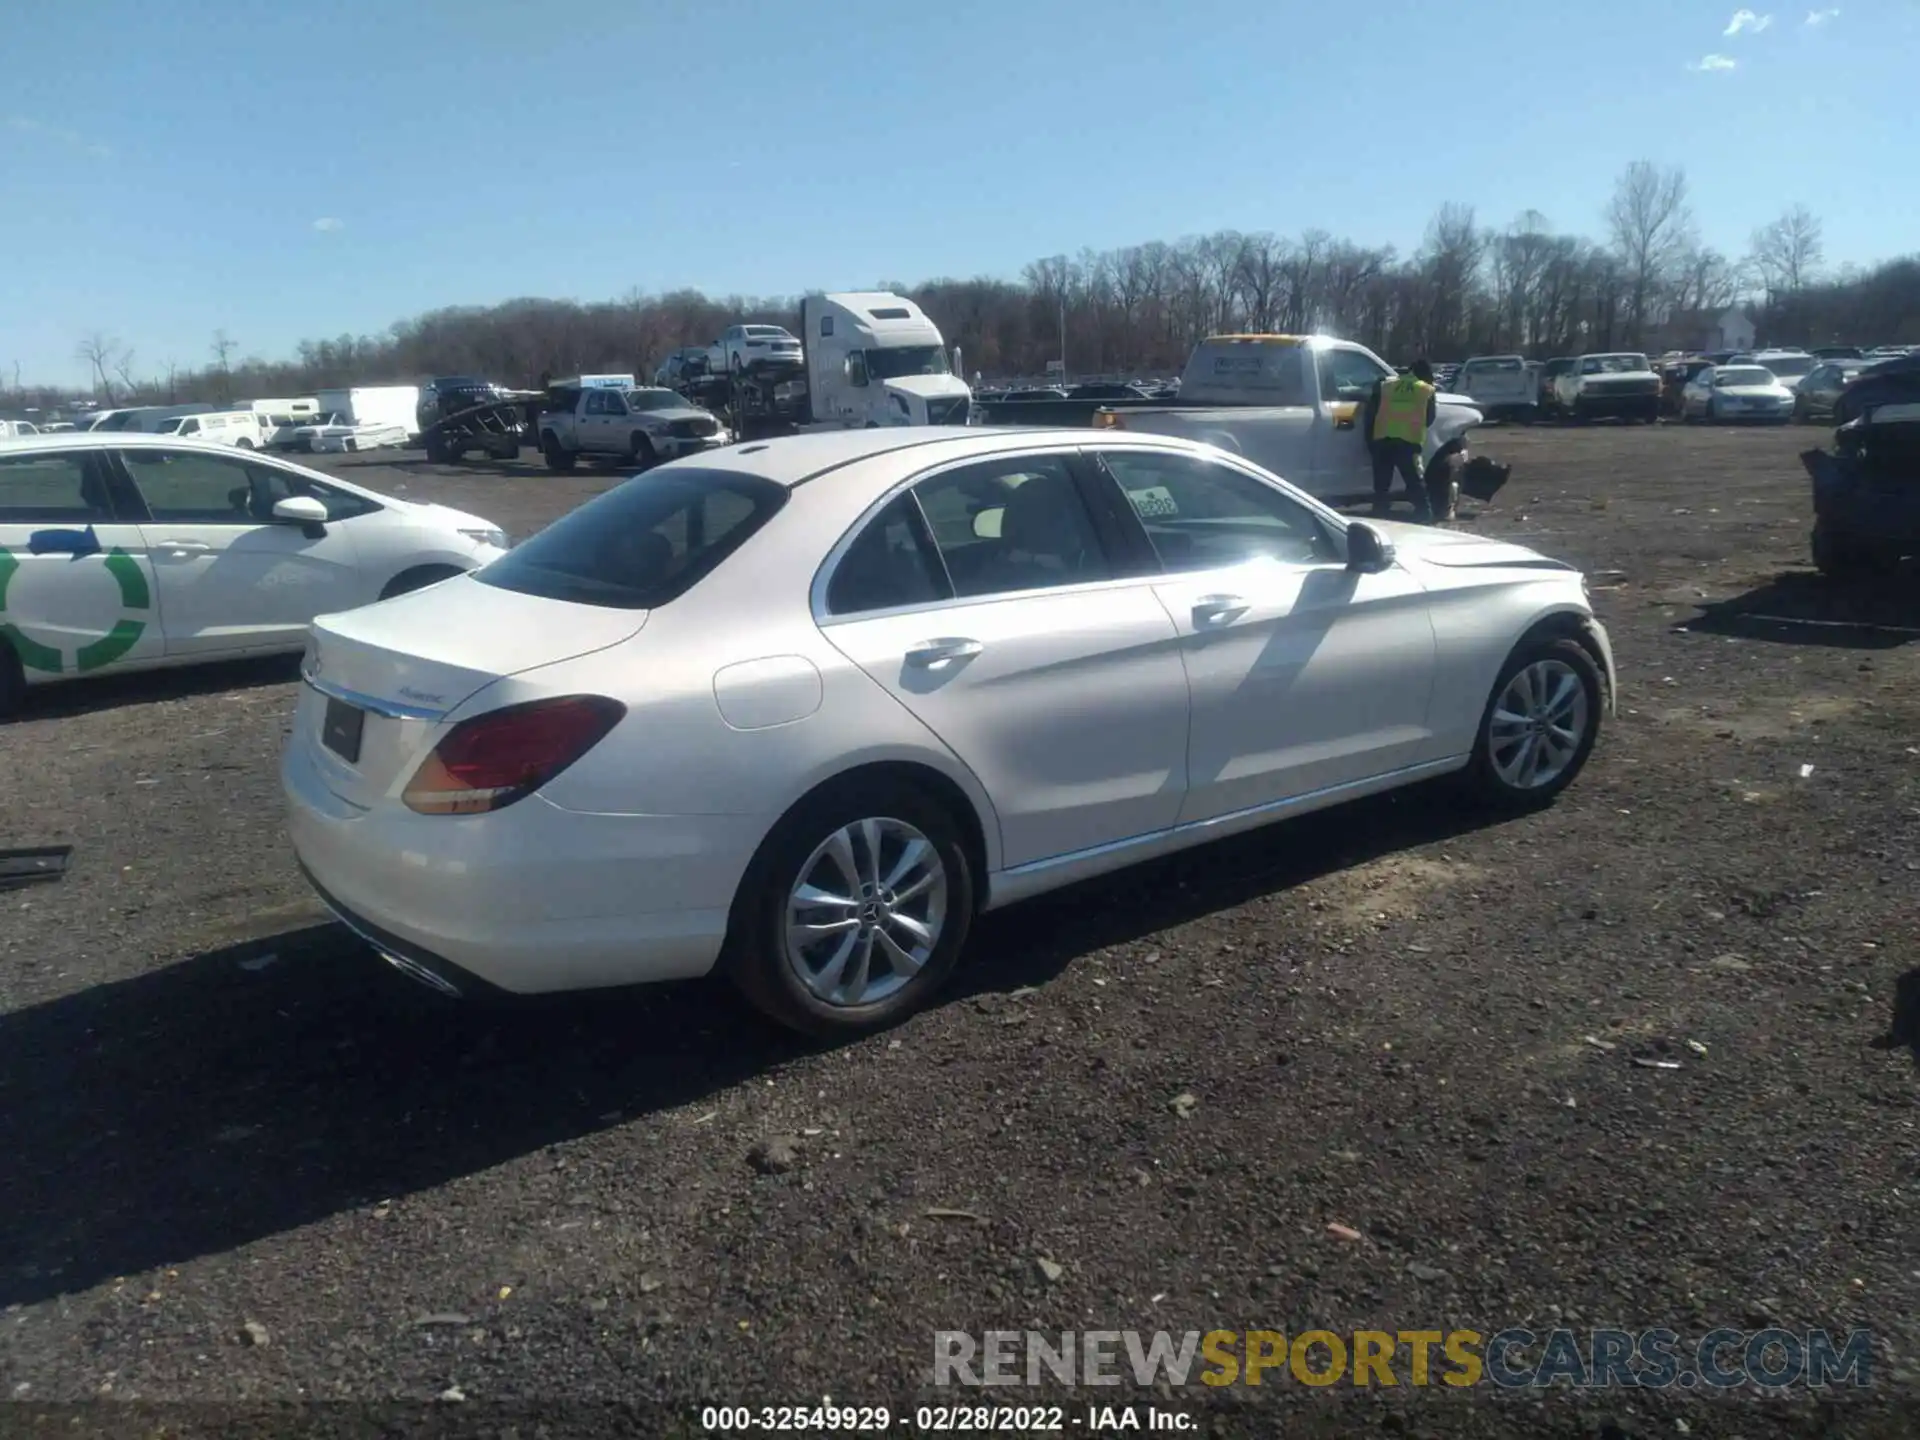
[282,736,761,994]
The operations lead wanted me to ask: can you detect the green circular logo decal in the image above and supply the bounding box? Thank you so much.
[0,545,152,675]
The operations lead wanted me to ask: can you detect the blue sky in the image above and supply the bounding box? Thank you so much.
[4,0,1912,388]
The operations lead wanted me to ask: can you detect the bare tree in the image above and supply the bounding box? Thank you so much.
[74,332,123,403]
[1605,162,1696,347]
[210,329,237,403]
[1749,205,1824,300]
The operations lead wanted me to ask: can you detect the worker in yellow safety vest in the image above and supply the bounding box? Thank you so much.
[1360,358,1439,522]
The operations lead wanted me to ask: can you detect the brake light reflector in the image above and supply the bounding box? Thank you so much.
[1093,409,1123,430]
[403,695,625,815]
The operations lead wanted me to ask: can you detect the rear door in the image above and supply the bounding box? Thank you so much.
[114,446,367,657]
[0,446,163,679]
[818,447,1191,869]
[1089,446,1438,822]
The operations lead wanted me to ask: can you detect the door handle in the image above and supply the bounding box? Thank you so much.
[158,540,212,554]
[1191,594,1249,626]
[904,637,983,669]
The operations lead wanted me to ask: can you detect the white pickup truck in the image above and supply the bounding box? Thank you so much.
[1092,334,1484,508]
[537,382,731,472]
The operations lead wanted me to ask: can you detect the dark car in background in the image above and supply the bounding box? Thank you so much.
[1795,360,1863,423]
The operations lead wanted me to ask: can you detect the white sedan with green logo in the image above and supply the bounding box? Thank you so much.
[0,434,508,716]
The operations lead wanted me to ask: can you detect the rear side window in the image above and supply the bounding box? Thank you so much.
[0,452,119,522]
[825,494,948,615]
[475,468,785,610]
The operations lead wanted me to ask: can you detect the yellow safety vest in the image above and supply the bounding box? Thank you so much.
[1372,376,1434,446]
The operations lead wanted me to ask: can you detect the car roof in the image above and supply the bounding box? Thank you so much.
[694,426,1207,490]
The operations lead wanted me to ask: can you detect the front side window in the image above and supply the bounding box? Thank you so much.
[0,452,118,523]
[474,468,785,610]
[909,454,1109,599]
[1318,347,1393,402]
[1096,450,1339,571]
[118,449,262,522]
[585,390,613,416]
[246,464,380,522]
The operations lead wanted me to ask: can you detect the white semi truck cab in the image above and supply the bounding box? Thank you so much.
[799,292,974,428]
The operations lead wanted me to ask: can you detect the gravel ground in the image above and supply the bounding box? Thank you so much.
[1,426,1916,1439]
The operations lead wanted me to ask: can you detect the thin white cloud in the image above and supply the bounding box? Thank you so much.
[1688,53,1739,71]
[1805,7,1839,25]
[5,114,112,158]
[312,217,346,232]
[1724,8,1773,34]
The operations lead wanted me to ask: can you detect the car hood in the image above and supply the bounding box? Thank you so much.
[1373,523,1577,574]
[636,405,717,424]
[884,374,971,401]
[1718,385,1792,400]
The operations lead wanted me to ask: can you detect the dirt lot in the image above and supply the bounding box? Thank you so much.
[1,426,1915,1438]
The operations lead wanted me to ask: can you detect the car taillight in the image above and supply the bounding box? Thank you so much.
[403,695,625,815]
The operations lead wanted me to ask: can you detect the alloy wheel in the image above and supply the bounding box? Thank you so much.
[1488,660,1591,790]
[784,817,948,1007]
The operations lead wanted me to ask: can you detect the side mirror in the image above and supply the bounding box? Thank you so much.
[844,356,868,388]
[273,495,329,537]
[1345,520,1395,574]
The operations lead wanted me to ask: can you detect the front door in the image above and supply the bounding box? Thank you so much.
[818,449,1190,868]
[1310,345,1397,503]
[1090,447,1438,823]
[115,447,366,657]
[0,446,163,679]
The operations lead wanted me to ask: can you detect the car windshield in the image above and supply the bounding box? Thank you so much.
[1762,356,1814,379]
[864,345,950,380]
[1715,367,1774,386]
[474,468,785,610]
[1580,354,1649,374]
[1465,358,1523,373]
[627,389,687,413]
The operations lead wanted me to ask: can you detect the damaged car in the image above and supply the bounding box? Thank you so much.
[1803,353,1920,578]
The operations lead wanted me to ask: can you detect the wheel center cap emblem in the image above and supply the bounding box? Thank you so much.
[860,901,882,924]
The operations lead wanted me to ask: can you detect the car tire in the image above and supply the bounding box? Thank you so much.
[542,433,576,473]
[724,777,976,1039]
[630,433,657,467]
[424,431,448,463]
[344,438,358,453]
[1793,397,1808,424]
[379,564,466,601]
[235,437,255,450]
[0,638,24,721]
[1461,636,1604,812]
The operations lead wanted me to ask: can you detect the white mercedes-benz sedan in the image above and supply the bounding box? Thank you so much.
[283,428,1615,1035]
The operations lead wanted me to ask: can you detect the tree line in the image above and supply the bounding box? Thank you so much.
[13,162,1920,411]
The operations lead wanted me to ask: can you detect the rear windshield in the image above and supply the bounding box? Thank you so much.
[474,468,786,610]
[1580,354,1650,374]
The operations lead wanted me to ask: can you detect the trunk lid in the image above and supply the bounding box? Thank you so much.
[298,574,647,808]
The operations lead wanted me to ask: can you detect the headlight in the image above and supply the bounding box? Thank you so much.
[460,525,508,550]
